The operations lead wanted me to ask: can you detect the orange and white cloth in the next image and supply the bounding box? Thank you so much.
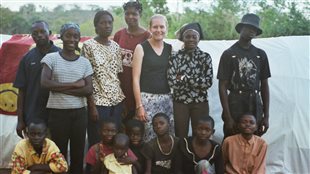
[11,138,68,174]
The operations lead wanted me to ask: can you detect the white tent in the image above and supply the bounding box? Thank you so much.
[0,35,309,173]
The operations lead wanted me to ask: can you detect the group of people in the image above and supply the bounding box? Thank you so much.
[10,1,271,174]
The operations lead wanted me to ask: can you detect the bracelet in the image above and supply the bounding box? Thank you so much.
[180,75,185,81]
[136,104,143,110]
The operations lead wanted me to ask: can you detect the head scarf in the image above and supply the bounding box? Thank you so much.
[176,22,204,41]
[60,23,80,37]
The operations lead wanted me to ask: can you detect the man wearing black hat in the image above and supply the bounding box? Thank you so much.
[217,13,271,138]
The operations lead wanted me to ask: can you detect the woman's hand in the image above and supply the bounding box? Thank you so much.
[74,79,85,88]
[89,105,99,122]
[136,106,147,122]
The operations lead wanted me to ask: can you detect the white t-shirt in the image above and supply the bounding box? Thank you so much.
[41,52,93,109]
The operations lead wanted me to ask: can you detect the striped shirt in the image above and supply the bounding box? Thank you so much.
[41,52,93,109]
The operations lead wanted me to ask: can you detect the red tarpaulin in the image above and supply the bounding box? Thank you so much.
[0,34,91,115]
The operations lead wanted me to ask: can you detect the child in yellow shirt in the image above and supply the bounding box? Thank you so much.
[103,133,137,174]
[11,122,68,174]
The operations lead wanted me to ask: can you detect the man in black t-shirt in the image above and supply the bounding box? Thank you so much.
[14,21,60,138]
[217,14,271,138]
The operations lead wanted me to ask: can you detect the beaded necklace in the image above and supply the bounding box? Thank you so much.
[157,135,174,155]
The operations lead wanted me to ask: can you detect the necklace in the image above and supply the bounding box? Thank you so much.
[157,135,174,155]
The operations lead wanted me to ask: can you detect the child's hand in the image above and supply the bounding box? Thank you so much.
[117,156,136,165]
[27,164,50,173]
[27,164,43,171]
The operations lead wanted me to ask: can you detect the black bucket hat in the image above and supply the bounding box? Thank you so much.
[235,13,262,36]
[176,22,204,41]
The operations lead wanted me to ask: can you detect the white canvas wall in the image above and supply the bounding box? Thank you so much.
[1,35,309,173]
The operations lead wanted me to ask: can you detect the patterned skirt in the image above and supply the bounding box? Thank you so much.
[141,92,174,142]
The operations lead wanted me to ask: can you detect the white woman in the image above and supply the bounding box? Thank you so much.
[132,14,174,142]
[168,22,213,138]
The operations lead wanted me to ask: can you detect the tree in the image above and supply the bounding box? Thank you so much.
[0,1,308,38]
[19,3,36,15]
[256,0,310,37]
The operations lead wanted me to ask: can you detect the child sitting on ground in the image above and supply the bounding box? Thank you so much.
[103,133,137,174]
[177,116,224,174]
[85,118,137,174]
[11,122,68,174]
[142,113,179,174]
[222,113,268,174]
[125,119,146,174]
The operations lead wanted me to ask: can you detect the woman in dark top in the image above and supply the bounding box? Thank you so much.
[177,116,224,174]
[168,22,213,138]
[132,14,174,142]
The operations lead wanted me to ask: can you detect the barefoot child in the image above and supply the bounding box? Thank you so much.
[85,118,137,174]
[11,122,68,174]
[177,116,224,174]
[142,113,179,174]
[103,133,137,174]
[126,119,146,174]
[222,113,268,174]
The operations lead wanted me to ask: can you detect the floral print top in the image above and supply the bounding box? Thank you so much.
[11,138,68,174]
[168,47,213,104]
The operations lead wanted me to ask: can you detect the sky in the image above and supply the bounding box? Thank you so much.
[0,0,209,13]
[1,0,308,16]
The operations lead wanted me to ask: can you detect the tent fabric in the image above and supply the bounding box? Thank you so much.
[0,35,309,173]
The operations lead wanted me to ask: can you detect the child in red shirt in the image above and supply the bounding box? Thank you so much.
[85,118,137,174]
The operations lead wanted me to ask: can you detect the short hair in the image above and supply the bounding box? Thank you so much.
[93,10,114,27]
[28,121,47,132]
[32,20,49,28]
[123,1,143,14]
[195,116,215,129]
[149,14,168,28]
[237,113,257,124]
[99,117,118,130]
[113,133,129,146]
[126,119,145,133]
[152,112,169,124]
